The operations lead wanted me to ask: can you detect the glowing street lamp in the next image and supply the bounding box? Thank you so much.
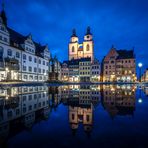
[138,63,143,82]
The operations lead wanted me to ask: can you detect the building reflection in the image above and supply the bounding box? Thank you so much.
[48,86,61,110]
[101,85,136,118]
[60,85,101,136]
[0,84,138,145]
[0,86,50,145]
[143,86,148,96]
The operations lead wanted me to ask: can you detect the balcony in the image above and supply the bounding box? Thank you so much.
[4,57,19,71]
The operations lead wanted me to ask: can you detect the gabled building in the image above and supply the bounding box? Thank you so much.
[102,46,136,82]
[0,6,50,82]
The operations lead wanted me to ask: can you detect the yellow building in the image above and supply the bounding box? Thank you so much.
[68,27,94,62]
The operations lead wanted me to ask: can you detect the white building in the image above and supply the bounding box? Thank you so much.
[0,7,50,82]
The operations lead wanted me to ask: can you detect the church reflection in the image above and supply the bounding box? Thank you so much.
[0,84,138,145]
[60,85,101,136]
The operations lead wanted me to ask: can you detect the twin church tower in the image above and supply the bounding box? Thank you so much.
[68,27,94,62]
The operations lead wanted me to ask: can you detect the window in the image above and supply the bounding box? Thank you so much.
[72,46,75,52]
[23,66,26,71]
[0,46,3,57]
[34,67,37,72]
[38,68,41,73]
[23,54,26,60]
[34,58,37,63]
[86,44,89,51]
[29,95,32,100]
[7,49,12,56]
[4,37,7,42]
[43,61,45,65]
[72,114,75,120]
[29,66,32,72]
[46,62,48,66]
[16,52,20,58]
[24,75,27,79]
[29,105,32,111]
[39,59,41,64]
[29,56,32,61]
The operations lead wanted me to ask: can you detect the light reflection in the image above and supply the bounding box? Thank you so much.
[138,98,143,103]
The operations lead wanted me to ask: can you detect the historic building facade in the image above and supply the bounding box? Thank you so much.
[102,46,136,82]
[61,58,100,82]
[141,68,148,82]
[68,27,94,62]
[0,7,50,82]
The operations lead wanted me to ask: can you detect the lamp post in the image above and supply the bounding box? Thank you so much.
[138,63,143,82]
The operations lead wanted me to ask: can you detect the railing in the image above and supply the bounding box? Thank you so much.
[4,57,19,71]
[5,64,19,70]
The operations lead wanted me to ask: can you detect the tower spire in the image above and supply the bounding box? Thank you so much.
[1,0,7,26]
[71,28,77,37]
[2,0,5,10]
[86,26,92,35]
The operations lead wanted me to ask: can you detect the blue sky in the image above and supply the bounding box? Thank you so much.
[1,0,148,71]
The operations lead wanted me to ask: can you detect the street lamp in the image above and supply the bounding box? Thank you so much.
[138,63,143,82]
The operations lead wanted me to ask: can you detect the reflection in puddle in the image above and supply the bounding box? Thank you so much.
[0,84,147,147]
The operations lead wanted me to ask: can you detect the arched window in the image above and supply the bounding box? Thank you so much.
[72,46,75,52]
[0,46,3,57]
[86,44,89,51]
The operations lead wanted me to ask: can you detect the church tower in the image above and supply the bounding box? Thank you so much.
[68,29,79,60]
[83,27,94,62]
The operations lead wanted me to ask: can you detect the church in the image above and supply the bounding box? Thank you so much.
[68,27,94,62]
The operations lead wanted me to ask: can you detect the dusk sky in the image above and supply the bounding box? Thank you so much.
[1,0,148,71]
